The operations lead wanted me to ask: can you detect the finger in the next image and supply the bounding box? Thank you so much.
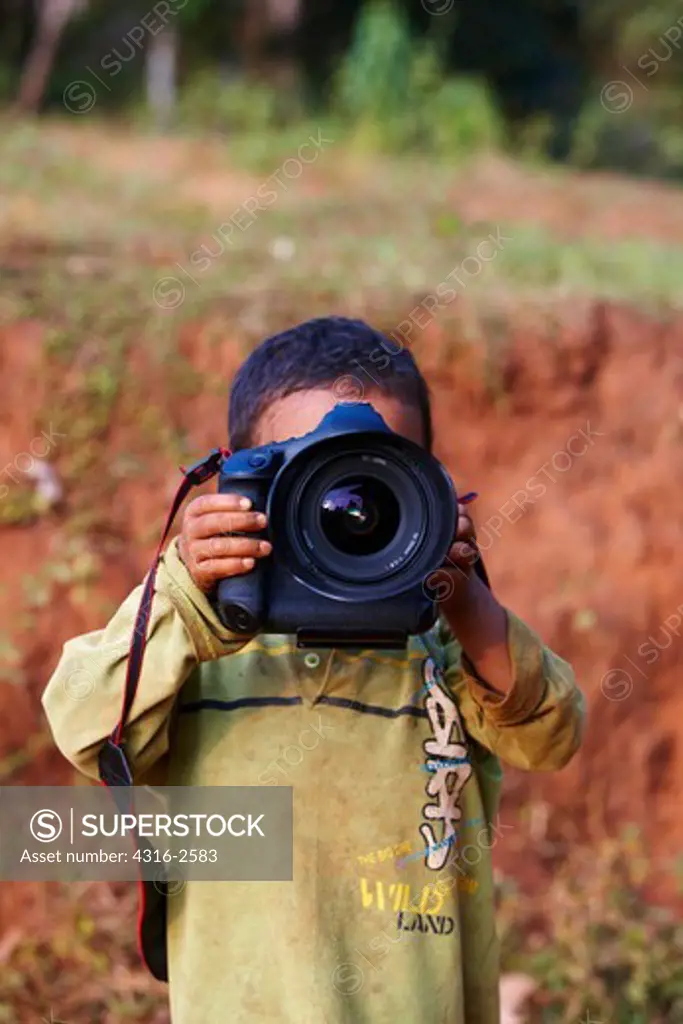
[194,557,257,586]
[426,565,465,602]
[188,511,267,539]
[455,509,476,544]
[187,493,254,516]
[448,540,480,569]
[195,536,272,562]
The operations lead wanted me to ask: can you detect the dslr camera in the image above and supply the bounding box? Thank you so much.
[215,402,457,648]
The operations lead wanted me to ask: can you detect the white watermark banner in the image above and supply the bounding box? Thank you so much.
[0,786,292,882]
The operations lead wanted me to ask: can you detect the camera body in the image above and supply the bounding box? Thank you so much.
[215,402,457,648]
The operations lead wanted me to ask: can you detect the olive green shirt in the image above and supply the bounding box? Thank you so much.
[42,538,584,1024]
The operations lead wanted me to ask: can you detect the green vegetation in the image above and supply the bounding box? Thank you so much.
[3,119,683,326]
[142,0,683,175]
[333,1,502,157]
[6,0,683,175]
[497,829,683,1023]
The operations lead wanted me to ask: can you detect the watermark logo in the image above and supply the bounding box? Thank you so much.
[62,0,190,115]
[600,81,635,115]
[153,863,187,897]
[600,18,683,113]
[62,669,96,702]
[332,375,365,403]
[600,602,683,702]
[331,962,365,996]
[30,809,63,843]
[63,80,98,114]
[421,0,456,14]
[600,667,634,702]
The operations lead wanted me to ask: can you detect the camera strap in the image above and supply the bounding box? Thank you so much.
[97,447,229,789]
[93,447,229,984]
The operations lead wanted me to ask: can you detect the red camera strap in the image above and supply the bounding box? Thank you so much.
[97,447,229,788]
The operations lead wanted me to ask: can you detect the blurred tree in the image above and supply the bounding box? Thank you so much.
[0,0,35,97]
[298,0,584,157]
[145,20,177,129]
[2,0,682,176]
[444,0,585,159]
[15,0,86,111]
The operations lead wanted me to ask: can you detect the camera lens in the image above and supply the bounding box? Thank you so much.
[320,476,400,556]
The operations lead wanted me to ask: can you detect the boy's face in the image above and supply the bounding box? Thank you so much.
[251,388,426,449]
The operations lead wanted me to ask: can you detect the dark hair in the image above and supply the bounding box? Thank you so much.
[228,316,433,451]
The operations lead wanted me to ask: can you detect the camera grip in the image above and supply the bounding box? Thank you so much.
[215,478,268,635]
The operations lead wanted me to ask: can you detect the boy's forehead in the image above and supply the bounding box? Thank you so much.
[251,388,425,447]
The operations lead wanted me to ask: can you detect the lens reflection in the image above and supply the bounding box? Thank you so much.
[320,477,400,556]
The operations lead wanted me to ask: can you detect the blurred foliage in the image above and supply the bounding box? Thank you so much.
[570,95,683,179]
[175,72,305,135]
[3,0,683,174]
[497,828,683,1023]
[568,0,683,176]
[334,0,415,136]
[584,0,683,71]
[333,1,502,156]
[0,882,169,1024]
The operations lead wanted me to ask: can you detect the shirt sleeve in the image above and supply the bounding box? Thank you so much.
[438,609,585,771]
[41,537,251,781]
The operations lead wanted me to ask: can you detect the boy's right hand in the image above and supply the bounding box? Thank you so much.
[178,494,272,594]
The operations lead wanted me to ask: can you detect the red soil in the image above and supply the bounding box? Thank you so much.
[1,293,682,943]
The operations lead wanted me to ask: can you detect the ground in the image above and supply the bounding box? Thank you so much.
[0,117,682,1021]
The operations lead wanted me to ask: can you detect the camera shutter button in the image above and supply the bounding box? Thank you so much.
[304,653,320,670]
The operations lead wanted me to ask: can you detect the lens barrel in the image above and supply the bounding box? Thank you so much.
[267,432,456,602]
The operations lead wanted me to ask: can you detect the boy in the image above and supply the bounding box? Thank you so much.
[43,316,584,1024]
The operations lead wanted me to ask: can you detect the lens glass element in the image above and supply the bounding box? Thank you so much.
[319,476,400,556]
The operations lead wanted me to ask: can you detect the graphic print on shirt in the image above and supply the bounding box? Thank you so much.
[420,657,473,871]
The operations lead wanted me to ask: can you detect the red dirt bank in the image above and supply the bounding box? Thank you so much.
[1,296,682,918]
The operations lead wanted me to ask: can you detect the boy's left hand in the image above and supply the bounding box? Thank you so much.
[429,501,480,605]
[447,502,480,579]
[432,499,515,696]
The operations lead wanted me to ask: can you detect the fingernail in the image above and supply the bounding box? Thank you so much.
[256,513,267,526]
[242,557,255,569]
[239,498,251,509]
[259,541,272,555]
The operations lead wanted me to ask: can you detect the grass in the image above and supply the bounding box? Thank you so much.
[3,116,683,330]
[497,828,683,1023]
